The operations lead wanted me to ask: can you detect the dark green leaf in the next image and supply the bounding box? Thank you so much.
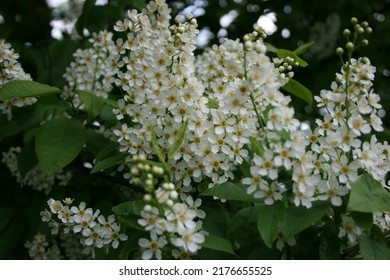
[35,118,87,174]
[347,173,390,213]
[77,90,106,120]
[202,235,236,256]
[117,215,145,231]
[351,212,373,234]
[202,182,262,202]
[75,0,97,36]
[17,144,38,178]
[91,153,128,174]
[228,206,259,236]
[283,201,330,240]
[282,79,313,106]
[359,235,390,260]
[128,0,147,10]
[0,80,61,101]
[112,200,146,216]
[0,207,14,234]
[257,202,285,248]
[319,235,341,260]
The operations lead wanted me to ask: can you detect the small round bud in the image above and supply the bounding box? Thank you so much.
[145,178,154,187]
[170,190,178,200]
[131,167,139,176]
[185,13,193,21]
[365,27,372,34]
[361,21,369,28]
[143,194,152,201]
[144,204,152,212]
[139,154,146,161]
[356,26,364,34]
[190,18,197,25]
[244,41,253,50]
[343,29,351,37]
[252,31,258,37]
[361,57,369,64]
[351,17,358,24]
[346,42,354,50]
[361,39,369,46]
[166,199,174,207]
[177,26,185,33]
[133,177,141,185]
[175,15,184,23]
[243,34,250,42]
[336,47,344,56]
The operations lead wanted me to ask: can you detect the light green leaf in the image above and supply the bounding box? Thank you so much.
[264,42,278,53]
[202,235,236,256]
[347,173,390,213]
[276,49,308,67]
[293,41,315,55]
[249,136,264,157]
[91,153,128,174]
[35,118,86,174]
[77,90,106,120]
[149,125,168,170]
[167,119,188,162]
[0,80,61,101]
[207,98,219,109]
[282,78,313,106]
[359,235,390,260]
[202,182,262,202]
[283,201,330,240]
[257,202,285,248]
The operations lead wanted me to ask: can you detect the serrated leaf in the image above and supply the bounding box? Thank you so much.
[293,41,315,55]
[257,202,285,248]
[359,235,390,260]
[202,235,236,256]
[276,49,308,67]
[347,173,390,213]
[202,182,262,202]
[35,118,86,174]
[167,119,188,161]
[282,78,313,106]
[283,201,330,240]
[91,153,128,173]
[77,90,106,120]
[0,80,61,101]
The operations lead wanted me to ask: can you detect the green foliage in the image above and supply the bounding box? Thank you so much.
[35,118,86,174]
[0,80,61,101]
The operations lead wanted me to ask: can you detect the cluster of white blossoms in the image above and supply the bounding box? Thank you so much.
[62,30,120,108]
[39,198,127,258]
[25,233,62,260]
[0,40,36,120]
[1,146,72,194]
[128,156,205,259]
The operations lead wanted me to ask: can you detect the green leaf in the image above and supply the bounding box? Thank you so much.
[319,235,341,260]
[0,80,61,101]
[228,206,259,236]
[276,49,308,67]
[117,215,145,231]
[91,153,128,174]
[257,202,285,248]
[207,98,219,109]
[293,41,315,55]
[282,79,313,106]
[75,0,96,35]
[283,201,330,240]
[35,118,87,174]
[351,212,373,234]
[202,182,262,202]
[128,0,147,10]
[77,90,106,120]
[167,119,188,161]
[202,235,236,256]
[149,125,167,170]
[17,144,38,178]
[0,207,14,234]
[249,136,264,157]
[112,200,146,216]
[264,42,278,53]
[359,235,390,260]
[347,173,390,213]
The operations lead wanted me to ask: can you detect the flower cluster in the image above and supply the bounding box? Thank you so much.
[128,156,205,259]
[1,146,72,194]
[25,233,62,260]
[242,20,390,211]
[40,198,127,258]
[62,30,119,109]
[0,40,35,119]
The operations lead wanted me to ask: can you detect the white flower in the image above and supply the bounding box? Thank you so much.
[138,232,167,260]
[171,227,205,253]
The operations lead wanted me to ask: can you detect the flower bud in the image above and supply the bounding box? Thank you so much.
[346,42,354,50]
[343,29,351,37]
[365,27,372,34]
[351,17,358,24]
[336,47,344,56]
[361,39,369,46]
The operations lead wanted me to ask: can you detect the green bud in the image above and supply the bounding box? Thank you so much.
[351,17,358,24]
[336,47,344,56]
[343,29,351,37]
[357,26,364,34]
[365,27,372,34]
[361,39,369,46]
[361,21,369,28]
[361,57,369,64]
[346,42,354,50]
